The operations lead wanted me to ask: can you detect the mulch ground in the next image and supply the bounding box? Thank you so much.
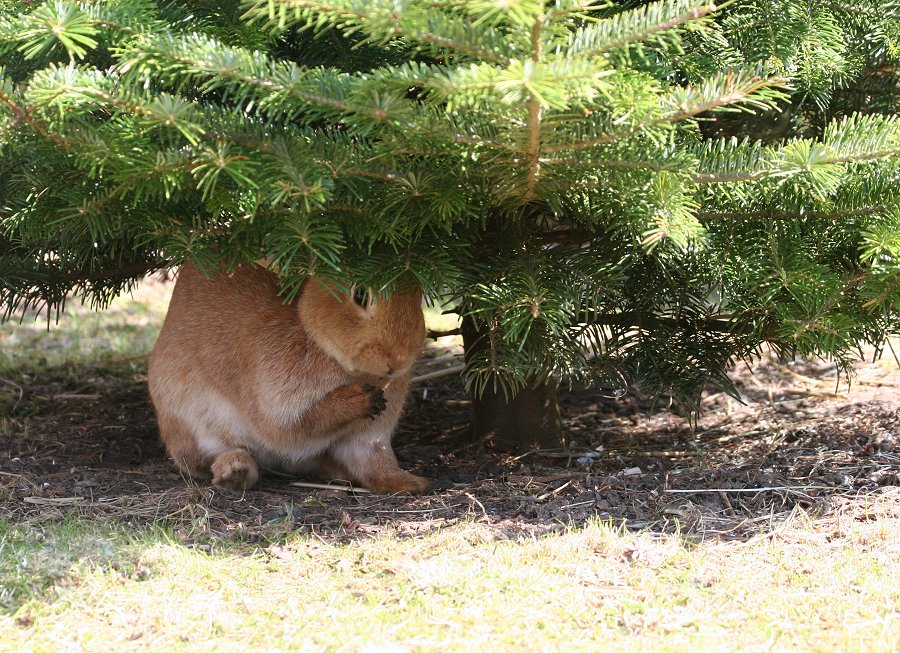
[1,347,898,542]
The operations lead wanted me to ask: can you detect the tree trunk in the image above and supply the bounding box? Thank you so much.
[461,316,564,451]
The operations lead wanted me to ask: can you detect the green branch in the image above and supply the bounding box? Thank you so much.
[576,310,749,336]
[241,0,511,63]
[241,0,367,27]
[567,1,717,57]
[543,72,785,155]
[523,14,544,201]
[0,90,80,152]
[694,148,900,183]
[697,207,883,221]
[42,260,167,284]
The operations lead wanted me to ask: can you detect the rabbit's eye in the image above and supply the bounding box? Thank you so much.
[352,286,370,307]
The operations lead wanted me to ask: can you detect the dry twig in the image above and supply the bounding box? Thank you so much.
[665,485,835,494]
[289,481,372,493]
[0,377,24,413]
[410,365,465,384]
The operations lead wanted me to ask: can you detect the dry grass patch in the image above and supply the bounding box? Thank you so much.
[0,278,170,374]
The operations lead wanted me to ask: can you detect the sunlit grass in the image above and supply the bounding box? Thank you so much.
[0,279,171,374]
[1,514,898,652]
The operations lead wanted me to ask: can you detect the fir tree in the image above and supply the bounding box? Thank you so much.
[1,0,898,448]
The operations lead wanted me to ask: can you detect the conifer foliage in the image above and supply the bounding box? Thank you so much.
[1,1,898,442]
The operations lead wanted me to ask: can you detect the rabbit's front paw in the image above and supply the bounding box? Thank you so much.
[359,383,387,419]
[330,383,388,421]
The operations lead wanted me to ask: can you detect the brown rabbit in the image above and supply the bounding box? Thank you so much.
[148,262,428,493]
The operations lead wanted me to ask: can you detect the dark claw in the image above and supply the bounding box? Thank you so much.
[361,384,387,418]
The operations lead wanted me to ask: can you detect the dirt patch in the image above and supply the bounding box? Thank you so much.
[1,348,898,542]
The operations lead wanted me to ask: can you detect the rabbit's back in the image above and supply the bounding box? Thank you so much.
[150,265,345,463]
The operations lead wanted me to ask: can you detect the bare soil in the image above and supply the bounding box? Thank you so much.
[1,347,898,542]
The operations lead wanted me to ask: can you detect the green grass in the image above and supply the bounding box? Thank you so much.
[0,282,169,375]
[1,515,898,652]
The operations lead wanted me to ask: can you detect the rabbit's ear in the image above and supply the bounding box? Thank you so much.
[254,257,280,274]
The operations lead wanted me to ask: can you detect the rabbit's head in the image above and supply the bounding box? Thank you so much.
[299,279,426,381]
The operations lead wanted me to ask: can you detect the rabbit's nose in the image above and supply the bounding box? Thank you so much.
[385,353,405,376]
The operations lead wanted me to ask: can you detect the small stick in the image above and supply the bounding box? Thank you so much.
[108,354,150,364]
[511,448,597,461]
[507,471,586,484]
[559,500,596,511]
[24,496,85,505]
[718,490,736,516]
[465,491,488,519]
[0,378,23,413]
[778,387,847,400]
[775,364,833,387]
[536,480,574,501]
[410,364,465,384]
[371,507,449,514]
[419,352,463,365]
[53,393,101,401]
[426,328,462,340]
[665,485,834,494]
[288,481,372,493]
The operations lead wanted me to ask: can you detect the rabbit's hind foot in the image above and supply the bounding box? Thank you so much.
[366,469,430,495]
[211,449,260,490]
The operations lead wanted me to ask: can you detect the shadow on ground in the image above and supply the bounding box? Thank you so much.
[1,351,898,543]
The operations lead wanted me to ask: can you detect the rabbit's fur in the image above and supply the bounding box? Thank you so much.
[148,263,428,493]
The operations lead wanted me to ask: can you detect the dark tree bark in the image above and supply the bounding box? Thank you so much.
[461,316,564,451]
